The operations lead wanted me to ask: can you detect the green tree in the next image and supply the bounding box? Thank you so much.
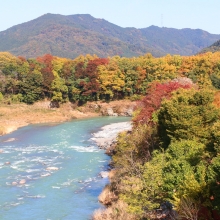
[20,72,43,104]
[207,155,220,212]
[157,89,220,147]
[210,73,220,89]
[51,77,68,103]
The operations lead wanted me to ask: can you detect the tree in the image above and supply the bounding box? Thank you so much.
[210,73,220,89]
[51,77,68,103]
[157,88,220,147]
[0,52,18,70]
[133,80,192,126]
[97,59,125,101]
[20,72,43,104]
[207,155,220,212]
[37,54,55,98]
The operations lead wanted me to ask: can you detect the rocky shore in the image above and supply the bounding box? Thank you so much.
[91,121,132,211]
[91,121,132,179]
[91,121,132,150]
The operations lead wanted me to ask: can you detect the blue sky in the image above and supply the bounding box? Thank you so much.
[1,0,220,34]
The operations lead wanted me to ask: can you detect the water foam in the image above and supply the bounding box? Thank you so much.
[69,145,100,153]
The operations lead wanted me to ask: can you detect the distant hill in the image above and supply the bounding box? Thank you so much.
[199,39,220,53]
[0,13,220,58]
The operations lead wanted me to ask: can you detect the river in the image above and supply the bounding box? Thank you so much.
[0,116,130,220]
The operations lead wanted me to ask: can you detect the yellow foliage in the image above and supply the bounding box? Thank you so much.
[0,52,18,69]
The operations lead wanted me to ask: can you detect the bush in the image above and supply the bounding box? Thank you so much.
[129,94,142,101]
[11,93,23,103]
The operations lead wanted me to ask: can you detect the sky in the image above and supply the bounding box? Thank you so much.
[0,0,220,34]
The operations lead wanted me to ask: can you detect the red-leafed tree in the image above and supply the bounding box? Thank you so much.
[36,54,55,97]
[133,80,192,126]
[74,62,85,79]
[75,58,109,102]
[83,58,109,97]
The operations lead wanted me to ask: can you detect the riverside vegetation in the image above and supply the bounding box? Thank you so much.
[1,51,220,219]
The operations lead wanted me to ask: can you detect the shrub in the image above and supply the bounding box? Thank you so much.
[11,93,23,103]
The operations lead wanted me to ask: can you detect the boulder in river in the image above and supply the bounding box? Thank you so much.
[100,171,109,178]
[19,179,26,185]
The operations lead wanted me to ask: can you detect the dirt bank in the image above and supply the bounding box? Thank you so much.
[0,100,136,136]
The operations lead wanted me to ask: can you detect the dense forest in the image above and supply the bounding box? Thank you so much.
[1,51,220,105]
[105,85,220,219]
[1,51,220,219]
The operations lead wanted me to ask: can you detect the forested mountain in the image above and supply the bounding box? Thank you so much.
[0,13,219,58]
[200,39,220,53]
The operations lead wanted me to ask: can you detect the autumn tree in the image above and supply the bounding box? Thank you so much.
[73,58,109,103]
[51,77,68,104]
[37,54,55,98]
[133,80,192,126]
[157,88,220,147]
[97,58,125,100]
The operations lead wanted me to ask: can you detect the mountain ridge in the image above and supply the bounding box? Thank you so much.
[0,13,219,58]
[199,39,220,53]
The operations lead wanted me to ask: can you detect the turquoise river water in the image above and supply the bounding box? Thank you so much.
[0,116,130,220]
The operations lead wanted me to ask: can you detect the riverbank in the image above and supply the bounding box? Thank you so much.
[91,121,136,220]
[0,102,97,136]
[0,100,136,136]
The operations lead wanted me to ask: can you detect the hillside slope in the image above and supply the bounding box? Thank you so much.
[199,39,220,53]
[0,13,219,58]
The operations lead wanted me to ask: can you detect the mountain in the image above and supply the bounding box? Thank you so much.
[0,13,220,58]
[199,39,220,53]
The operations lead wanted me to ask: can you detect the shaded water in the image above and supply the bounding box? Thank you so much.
[0,116,130,220]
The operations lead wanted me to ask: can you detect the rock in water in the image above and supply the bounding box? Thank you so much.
[19,179,26,185]
[100,171,109,178]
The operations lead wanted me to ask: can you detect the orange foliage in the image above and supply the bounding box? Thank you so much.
[213,91,220,108]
